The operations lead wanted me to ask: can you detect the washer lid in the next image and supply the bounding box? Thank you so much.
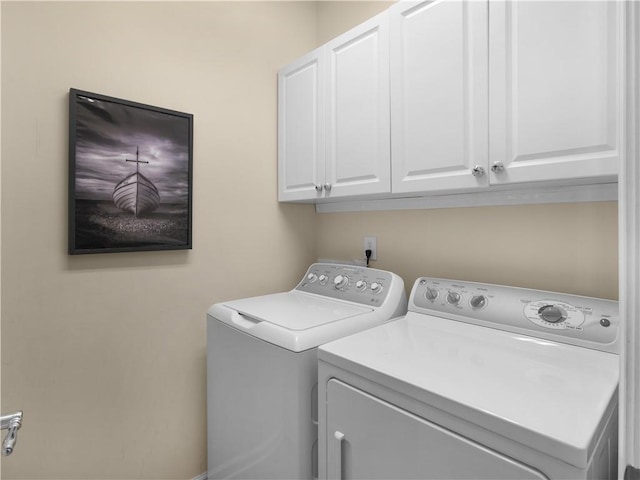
[318,312,619,469]
[208,291,378,352]
[223,291,371,330]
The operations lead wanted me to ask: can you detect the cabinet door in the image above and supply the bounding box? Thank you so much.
[390,0,488,194]
[325,379,548,480]
[489,0,622,185]
[278,48,325,201]
[324,12,391,199]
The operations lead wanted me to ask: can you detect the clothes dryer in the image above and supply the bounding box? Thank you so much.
[207,263,406,479]
[318,277,619,480]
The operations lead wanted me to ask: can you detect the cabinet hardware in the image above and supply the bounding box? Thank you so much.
[471,166,485,177]
[491,162,505,173]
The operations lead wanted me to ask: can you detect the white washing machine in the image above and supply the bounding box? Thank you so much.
[318,277,619,480]
[207,263,407,480]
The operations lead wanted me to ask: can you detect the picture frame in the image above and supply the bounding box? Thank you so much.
[68,89,193,255]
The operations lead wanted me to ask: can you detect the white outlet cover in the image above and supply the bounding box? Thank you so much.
[363,236,377,261]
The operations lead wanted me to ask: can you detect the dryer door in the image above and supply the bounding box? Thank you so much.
[325,379,548,480]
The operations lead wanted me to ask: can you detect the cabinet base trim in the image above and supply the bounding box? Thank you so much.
[315,183,617,213]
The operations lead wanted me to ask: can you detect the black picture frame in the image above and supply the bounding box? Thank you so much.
[68,89,193,255]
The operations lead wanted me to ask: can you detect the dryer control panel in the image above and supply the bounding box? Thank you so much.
[410,277,619,353]
[296,263,398,307]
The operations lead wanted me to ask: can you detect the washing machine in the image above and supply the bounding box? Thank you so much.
[207,263,407,480]
[318,277,619,480]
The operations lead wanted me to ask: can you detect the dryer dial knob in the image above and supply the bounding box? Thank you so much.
[470,295,487,310]
[370,282,383,294]
[307,273,318,283]
[538,305,566,323]
[355,280,367,292]
[424,287,439,301]
[334,274,349,290]
[318,275,328,285]
[447,291,462,305]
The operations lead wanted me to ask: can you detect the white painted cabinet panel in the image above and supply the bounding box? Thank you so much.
[489,0,622,185]
[278,0,622,204]
[278,12,390,202]
[325,12,391,198]
[390,0,489,194]
[278,48,325,201]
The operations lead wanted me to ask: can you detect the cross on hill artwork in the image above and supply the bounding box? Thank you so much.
[68,89,193,254]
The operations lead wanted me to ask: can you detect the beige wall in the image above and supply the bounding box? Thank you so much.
[315,1,393,45]
[1,2,316,478]
[316,202,618,300]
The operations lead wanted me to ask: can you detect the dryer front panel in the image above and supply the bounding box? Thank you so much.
[325,379,548,480]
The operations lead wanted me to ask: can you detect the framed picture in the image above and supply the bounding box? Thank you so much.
[68,89,193,254]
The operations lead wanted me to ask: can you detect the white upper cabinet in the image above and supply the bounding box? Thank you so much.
[325,12,391,198]
[489,0,622,185]
[391,0,488,194]
[278,48,325,202]
[278,12,390,202]
[278,0,623,203]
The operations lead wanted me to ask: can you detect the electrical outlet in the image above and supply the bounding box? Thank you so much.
[364,236,377,261]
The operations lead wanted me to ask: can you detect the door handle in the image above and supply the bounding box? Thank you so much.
[0,411,23,456]
[333,430,345,480]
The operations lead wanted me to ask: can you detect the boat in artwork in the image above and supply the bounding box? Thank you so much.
[112,147,160,217]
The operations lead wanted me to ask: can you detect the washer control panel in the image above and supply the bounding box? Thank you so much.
[411,277,619,352]
[296,263,396,307]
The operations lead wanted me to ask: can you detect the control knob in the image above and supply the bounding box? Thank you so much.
[355,280,367,292]
[307,273,318,283]
[446,291,462,305]
[469,295,487,310]
[318,274,328,285]
[334,274,349,290]
[424,287,439,302]
[538,305,566,324]
[370,282,383,294]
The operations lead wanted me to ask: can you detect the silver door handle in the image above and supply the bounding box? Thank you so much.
[333,430,345,480]
[1,411,23,456]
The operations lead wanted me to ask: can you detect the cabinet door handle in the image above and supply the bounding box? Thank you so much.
[491,161,505,173]
[324,184,332,191]
[471,166,485,177]
[0,411,22,456]
[315,185,323,192]
[333,430,345,480]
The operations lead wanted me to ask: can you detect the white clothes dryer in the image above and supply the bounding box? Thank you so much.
[207,263,407,480]
[318,277,619,480]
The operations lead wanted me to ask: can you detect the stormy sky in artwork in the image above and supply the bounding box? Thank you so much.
[74,95,190,204]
